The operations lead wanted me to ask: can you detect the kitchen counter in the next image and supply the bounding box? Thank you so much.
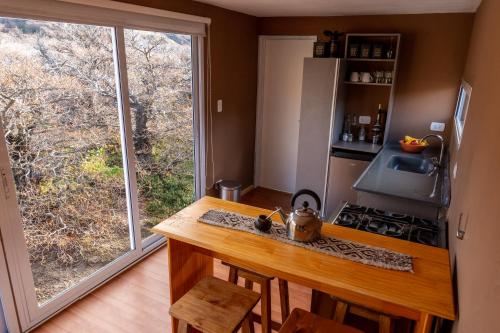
[332,141,383,154]
[353,144,447,207]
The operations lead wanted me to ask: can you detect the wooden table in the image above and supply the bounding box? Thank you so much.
[153,197,455,333]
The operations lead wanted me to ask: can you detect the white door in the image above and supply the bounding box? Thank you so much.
[255,36,316,193]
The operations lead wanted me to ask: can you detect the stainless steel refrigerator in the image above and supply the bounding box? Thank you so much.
[295,58,346,217]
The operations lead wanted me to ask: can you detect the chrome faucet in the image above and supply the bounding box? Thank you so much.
[422,134,444,176]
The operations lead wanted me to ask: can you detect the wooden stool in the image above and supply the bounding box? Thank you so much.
[279,308,364,333]
[332,297,395,333]
[311,290,396,333]
[169,277,260,333]
[226,263,290,333]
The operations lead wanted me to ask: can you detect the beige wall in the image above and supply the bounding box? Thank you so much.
[447,0,500,332]
[258,14,474,143]
[118,0,259,190]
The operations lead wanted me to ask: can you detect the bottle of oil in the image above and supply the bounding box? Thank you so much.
[359,125,366,141]
[350,113,359,140]
[371,104,384,144]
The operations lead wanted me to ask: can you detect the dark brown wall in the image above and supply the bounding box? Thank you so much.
[118,0,259,190]
[258,14,474,143]
[447,0,500,332]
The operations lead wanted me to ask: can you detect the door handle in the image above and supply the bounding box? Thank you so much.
[456,213,467,240]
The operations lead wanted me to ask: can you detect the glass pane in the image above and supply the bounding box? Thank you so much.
[0,18,133,304]
[124,29,195,239]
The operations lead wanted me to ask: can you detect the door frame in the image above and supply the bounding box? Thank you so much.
[0,22,206,333]
[0,234,21,333]
[254,35,317,191]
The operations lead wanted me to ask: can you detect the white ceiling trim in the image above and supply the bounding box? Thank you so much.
[195,0,481,17]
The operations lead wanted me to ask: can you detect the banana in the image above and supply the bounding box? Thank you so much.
[403,136,428,146]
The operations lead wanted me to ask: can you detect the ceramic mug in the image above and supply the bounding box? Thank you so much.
[350,72,360,82]
[360,72,373,83]
[384,71,393,84]
[374,71,384,83]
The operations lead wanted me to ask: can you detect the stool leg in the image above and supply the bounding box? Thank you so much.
[244,278,254,290]
[241,312,255,333]
[260,279,272,333]
[278,279,290,323]
[379,315,392,333]
[310,289,320,313]
[333,301,349,323]
[242,279,255,333]
[178,320,193,333]
[228,266,238,284]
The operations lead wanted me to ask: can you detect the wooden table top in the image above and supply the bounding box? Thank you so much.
[153,196,455,321]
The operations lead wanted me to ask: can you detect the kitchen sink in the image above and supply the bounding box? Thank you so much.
[387,155,434,174]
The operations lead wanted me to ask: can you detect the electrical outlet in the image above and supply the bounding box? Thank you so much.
[430,122,445,132]
[359,116,371,124]
[217,99,223,113]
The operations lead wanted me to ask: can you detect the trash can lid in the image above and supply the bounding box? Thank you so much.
[217,180,242,190]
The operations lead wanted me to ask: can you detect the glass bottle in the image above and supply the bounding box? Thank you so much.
[372,105,383,144]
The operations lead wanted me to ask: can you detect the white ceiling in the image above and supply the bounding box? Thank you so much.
[195,0,481,17]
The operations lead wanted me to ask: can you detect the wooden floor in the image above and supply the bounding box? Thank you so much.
[32,249,312,333]
[240,187,292,212]
[32,188,382,333]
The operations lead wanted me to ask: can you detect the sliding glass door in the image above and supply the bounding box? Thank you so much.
[0,17,135,306]
[123,28,195,243]
[0,15,202,330]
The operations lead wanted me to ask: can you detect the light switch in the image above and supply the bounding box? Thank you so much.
[430,122,445,132]
[217,99,223,113]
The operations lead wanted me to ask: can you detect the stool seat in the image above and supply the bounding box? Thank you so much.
[279,309,364,333]
[169,277,260,333]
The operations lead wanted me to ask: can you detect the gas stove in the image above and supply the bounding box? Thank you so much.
[330,203,447,248]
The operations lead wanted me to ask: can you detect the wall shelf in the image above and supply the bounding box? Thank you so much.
[343,33,401,144]
[344,81,392,87]
[346,58,396,62]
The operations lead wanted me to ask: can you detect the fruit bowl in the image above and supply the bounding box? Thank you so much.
[399,140,428,153]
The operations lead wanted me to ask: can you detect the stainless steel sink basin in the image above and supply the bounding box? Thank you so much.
[387,155,434,174]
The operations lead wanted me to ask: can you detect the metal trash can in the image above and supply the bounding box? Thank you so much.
[215,180,242,202]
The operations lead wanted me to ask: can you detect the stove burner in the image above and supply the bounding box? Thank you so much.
[370,209,410,220]
[336,212,361,226]
[343,203,368,214]
[365,218,405,237]
[413,228,438,247]
[332,203,445,248]
[413,217,439,229]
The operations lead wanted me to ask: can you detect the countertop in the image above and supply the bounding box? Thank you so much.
[353,144,447,207]
[332,140,383,154]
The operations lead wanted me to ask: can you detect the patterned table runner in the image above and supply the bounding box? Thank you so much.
[198,209,413,272]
